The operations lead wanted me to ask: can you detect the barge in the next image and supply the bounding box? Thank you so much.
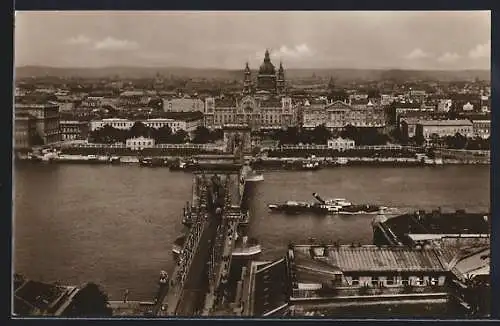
[139,157,168,167]
[169,158,199,171]
[282,159,322,171]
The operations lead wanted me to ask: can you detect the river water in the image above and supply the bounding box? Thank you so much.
[13,164,490,313]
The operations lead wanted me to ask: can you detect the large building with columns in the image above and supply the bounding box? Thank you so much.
[204,50,298,131]
[302,100,386,131]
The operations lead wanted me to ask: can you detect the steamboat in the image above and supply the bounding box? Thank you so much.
[268,193,388,215]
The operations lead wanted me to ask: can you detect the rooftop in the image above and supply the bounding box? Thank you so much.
[60,120,88,124]
[14,280,68,314]
[252,259,288,316]
[15,102,60,109]
[382,210,490,237]
[146,118,175,122]
[215,98,237,107]
[394,102,422,108]
[120,91,145,97]
[450,247,490,281]
[100,118,130,122]
[418,119,473,126]
[15,112,34,119]
[258,99,281,108]
[292,244,445,273]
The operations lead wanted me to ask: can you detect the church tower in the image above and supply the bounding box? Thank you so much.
[277,61,286,95]
[243,62,252,95]
[154,72,164,92]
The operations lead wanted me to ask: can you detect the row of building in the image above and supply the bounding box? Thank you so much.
[14,51,491,150]
[400,119,490,140]
[14,102,204,150]
[13,103,491,152]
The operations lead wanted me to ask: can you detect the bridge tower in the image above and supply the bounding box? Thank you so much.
[222,124,252,160]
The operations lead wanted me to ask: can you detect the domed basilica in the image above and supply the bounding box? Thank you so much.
[204,50,294,132]
[243,49,286,96]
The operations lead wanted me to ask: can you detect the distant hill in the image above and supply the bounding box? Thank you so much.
[14,66,490,82]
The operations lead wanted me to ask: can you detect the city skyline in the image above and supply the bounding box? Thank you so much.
[15,11,490,70]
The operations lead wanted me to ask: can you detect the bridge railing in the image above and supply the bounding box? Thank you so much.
[169,181,209,298]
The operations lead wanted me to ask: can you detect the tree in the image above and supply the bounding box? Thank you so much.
[385,103,398,126]
[340,125,357,142]
[210,128,224,141]
[311,124,332,144]
[89,125,126,144]
[63,283,113,317]
[192,126,211,144]
[148,98,163,111]
[389,127,403,144]
[414,132,425,146]
[298,129,314,144]
[127,121,153,139]
[446,132,467,149]
[153,125,173,144]
[278,127,300,145]
[171,129,189,144]
[429,133,441,147]
[340,125,388,146]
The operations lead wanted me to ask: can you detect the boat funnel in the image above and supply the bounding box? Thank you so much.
[312,193,325,204]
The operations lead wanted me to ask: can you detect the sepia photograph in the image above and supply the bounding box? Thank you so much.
[13,11,491,318]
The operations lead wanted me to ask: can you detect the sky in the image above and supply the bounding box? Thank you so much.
[14,11,491,70]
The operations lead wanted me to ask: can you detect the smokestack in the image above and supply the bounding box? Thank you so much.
[312,192,325,204]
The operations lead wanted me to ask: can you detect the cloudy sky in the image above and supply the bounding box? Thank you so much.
[15,11,490,70]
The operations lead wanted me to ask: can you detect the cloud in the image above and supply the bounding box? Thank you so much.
[405,48,430,60]
[259,44,313,60]
[437,52,460,63]
[468,41,490,59]
[93,37,139,51]
[65,34,91,45]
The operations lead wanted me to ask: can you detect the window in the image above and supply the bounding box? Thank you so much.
[386,276,396,285]
[415,276,424,286]
[351,276,359,286]
[402,278,409,286]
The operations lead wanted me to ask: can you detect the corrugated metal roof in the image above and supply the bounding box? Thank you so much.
[293,245,445,272]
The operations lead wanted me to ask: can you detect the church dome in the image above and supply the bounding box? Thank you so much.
[259,50,276,75]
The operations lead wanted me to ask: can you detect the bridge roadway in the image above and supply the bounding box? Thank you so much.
[153,167,247,316]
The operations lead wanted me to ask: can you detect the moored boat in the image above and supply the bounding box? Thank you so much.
[139,157,154,167]
[109,156,121,164]
[245,172,264,182]
[268,201,320,214]
[169,158,198,171]
[139,157,167,167]
[301,161,321,170]
[232,235,262,259]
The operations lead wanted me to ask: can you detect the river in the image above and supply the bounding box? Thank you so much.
[13,163,490,309]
